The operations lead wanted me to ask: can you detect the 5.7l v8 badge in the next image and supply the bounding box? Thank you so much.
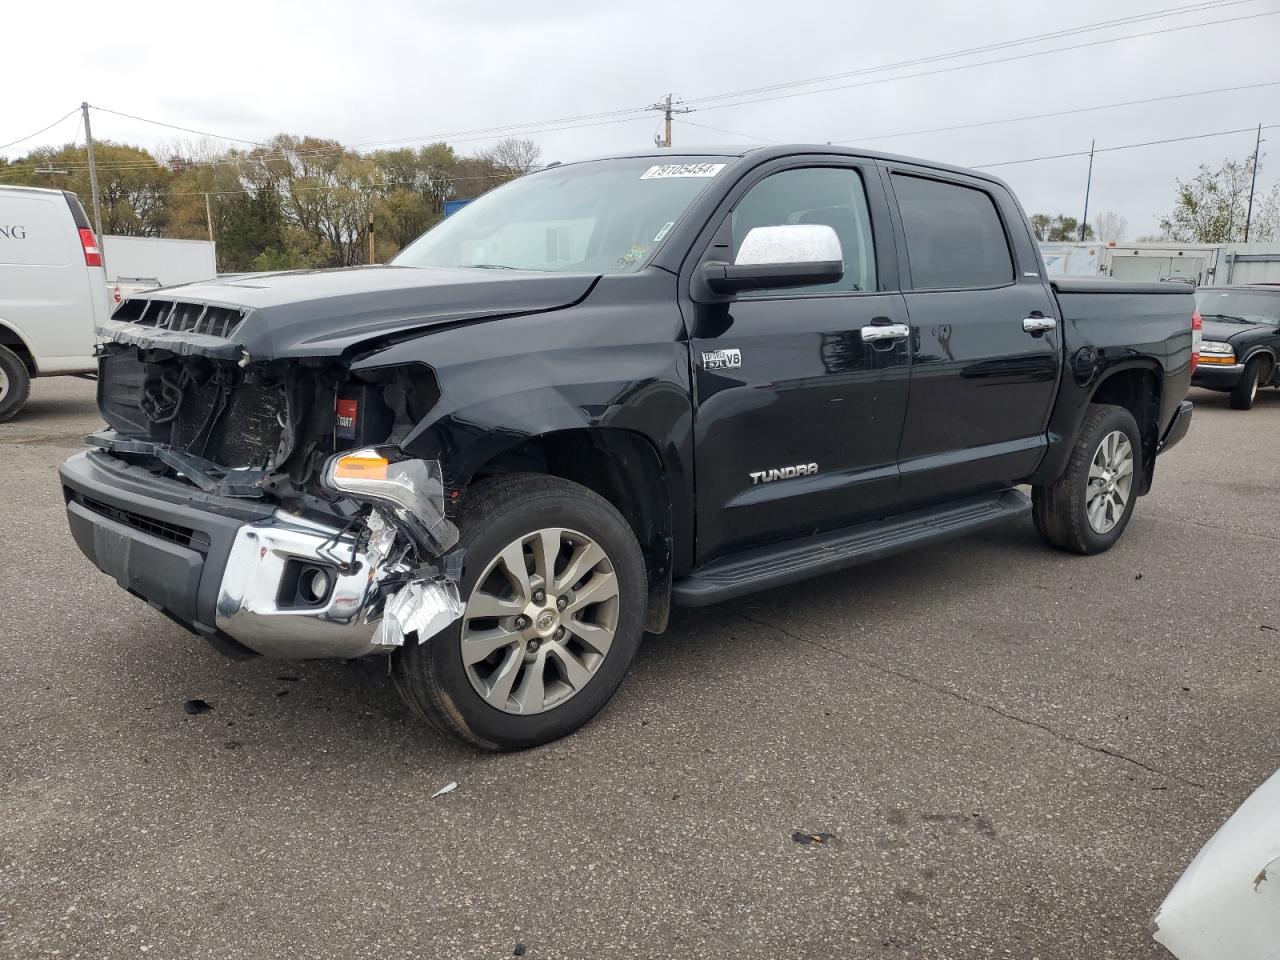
[701,348,742,371]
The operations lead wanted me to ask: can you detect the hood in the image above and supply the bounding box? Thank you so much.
[98,265,599,361]
[1200,318,1271,343]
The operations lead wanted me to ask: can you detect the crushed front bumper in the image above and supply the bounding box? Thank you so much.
[60,450,455,659]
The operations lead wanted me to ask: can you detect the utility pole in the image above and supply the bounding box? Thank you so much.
[1244,122,1263,243]
[1079,139,1095,242]
[204,193,215,244]
[81,102,103,238]
[648,93,691,148]
[368,209,375,265]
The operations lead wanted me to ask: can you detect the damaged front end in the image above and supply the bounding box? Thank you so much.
[67,299,467,659]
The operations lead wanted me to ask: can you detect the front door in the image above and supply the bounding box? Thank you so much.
[685,161,911,565]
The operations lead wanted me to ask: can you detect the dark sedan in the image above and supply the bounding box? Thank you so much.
[1193,285,1280,409]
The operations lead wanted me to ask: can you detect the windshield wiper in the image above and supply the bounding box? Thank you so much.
[1201,313,1251,324]
[464,263,518,270]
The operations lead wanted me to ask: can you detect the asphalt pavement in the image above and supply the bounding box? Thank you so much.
[2,377,1277,959]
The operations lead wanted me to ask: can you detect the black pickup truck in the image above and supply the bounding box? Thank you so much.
[60,146,1195,749]
[1191,284,1280,409]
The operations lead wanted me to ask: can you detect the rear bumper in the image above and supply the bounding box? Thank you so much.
[60,450,396,659]
[1159,400,1193,454]
[1191,363,1243,388]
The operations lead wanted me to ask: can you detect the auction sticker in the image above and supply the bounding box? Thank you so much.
[640,163,727,179]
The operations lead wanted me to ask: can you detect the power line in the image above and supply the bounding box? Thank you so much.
[971,122,1280,168]
[1,2,1269,176]
[830,79,1280,145]
[692,8,1280,116]
[90,105,265,146]
[0,107,80,151]
[683,0,1252,107]
[674,119,781,144]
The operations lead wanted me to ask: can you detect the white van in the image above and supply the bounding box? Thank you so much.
[0,185,111,421]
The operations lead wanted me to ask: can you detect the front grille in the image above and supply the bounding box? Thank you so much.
[114,298,245,339]
[77,494,208,551]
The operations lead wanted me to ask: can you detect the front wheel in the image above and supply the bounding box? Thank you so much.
[1032,403,1143,555]
[390,474,647,750]
[1229,357,1264,410]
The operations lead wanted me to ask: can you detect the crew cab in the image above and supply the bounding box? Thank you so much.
[1191,284,1280,409]
[59,146,1196,750]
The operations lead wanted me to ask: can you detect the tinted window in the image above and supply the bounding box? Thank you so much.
[730,167,876,294]
[892,175,1013,289]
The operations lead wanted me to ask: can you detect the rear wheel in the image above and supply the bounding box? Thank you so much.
[1032,403,1142,555]
[0,346,31,423]
[1229,357,1265,410]
[390,474,647,750]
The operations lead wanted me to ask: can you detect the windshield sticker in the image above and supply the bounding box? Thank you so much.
[653,221,675,243]
[640,163,727,180]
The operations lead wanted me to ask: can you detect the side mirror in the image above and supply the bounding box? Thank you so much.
[702,224,844,295]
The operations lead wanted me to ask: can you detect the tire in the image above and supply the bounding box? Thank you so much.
[0,345,31,423]
[1032,403,1143,556]
[1229,357,1264,410]
[390,473,647,750]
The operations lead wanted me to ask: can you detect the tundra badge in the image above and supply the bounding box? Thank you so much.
[749,463,818,485]
[701,348,742,371]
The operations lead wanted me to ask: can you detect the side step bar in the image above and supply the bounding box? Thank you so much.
[671,489,1031,608]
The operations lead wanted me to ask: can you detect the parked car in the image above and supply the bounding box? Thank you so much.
[1192,284,1280,408]
[0,185,110,421]
[59,146,1196,749]
[1154,769,1280,959]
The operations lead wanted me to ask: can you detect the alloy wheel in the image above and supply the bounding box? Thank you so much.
[460,527,619,715]
[1086,430,1134,534]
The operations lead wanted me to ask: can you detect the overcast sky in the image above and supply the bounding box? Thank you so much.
[4,0,1278,237]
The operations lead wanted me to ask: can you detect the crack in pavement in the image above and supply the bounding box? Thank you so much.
[1146,511,1280,543]
[732,609,1215,796]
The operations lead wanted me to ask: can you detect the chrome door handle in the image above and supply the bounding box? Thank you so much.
[861,323,910,343]
[1023,316,1056,333]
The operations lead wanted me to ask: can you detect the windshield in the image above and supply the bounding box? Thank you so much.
[391,156,732,275]
[1195,289,1280,326]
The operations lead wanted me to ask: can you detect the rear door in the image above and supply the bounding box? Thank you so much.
[684,157,911,564]
[884,167,1060,503]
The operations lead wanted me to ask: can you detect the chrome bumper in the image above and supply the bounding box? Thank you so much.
[214,512,397,659]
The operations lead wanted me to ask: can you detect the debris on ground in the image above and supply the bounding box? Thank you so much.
[431,781,458,799]
[182,699,212,715]
[791,831,836,845]
[1262,624,1277,632]
[224,740,243,750]
[513,945,527,957]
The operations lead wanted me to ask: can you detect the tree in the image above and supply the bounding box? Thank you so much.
[7,141,171,236]
[484,137,542,177]
[1156,152,1280,243]
[1029,213,1094,242]
[1092,211,1127,243]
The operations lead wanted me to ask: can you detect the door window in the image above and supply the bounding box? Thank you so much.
[730,167,876,295]
[891,174,1013,290]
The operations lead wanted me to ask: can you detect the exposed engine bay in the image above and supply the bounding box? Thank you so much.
[93,341,437,506]
[76,312,465,660]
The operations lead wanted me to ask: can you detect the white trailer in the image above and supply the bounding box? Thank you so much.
[101,235,217,309]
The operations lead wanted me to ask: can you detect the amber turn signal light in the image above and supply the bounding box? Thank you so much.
[332,452,389,481]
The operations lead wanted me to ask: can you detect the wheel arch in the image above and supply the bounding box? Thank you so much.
[465,426,675,634]
[0,319,38,376]
[1239,345,1277,379]
[1086,363,1163,495]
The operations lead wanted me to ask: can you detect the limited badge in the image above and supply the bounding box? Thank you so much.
[701,348,742,370]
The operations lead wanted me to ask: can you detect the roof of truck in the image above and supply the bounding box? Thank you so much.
[557,143,1014,190]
